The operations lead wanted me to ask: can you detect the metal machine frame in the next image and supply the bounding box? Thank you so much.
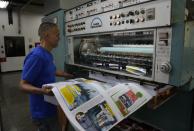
[44,0,194,131]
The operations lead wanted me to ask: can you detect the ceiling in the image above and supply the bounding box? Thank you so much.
[4,0,44,9]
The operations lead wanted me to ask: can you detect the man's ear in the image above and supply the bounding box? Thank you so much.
[44,32,49,39]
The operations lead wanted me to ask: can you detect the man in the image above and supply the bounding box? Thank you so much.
[20,22,72,131]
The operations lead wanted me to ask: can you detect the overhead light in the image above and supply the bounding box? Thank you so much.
[0,1,9,9]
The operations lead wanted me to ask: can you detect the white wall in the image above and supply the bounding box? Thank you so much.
[0,10,43,72]
[0,0,91,72]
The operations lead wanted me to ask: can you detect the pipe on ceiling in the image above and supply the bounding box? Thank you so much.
[18,0,33,34]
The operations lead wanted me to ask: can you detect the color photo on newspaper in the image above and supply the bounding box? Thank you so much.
[47,78,153,131]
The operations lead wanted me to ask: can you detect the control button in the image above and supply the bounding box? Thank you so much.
[130,19,135,24]
[120,13,125,17]
[135,18,139,23]
[122,21,125,24]
[126,20,129,24]
[116,14,120,18]
[139,17,145,22]
[140,10,145,14]
[117,21,121,25]
[127,11,134,16]
[160,62,172,73]
[110,23,113,26]
[67,29,72,33]
[135,10,139,15]
[112,15,116,19]
[110,16,113,19]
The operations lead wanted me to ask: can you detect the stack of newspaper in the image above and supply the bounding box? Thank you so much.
[45,78,153,131]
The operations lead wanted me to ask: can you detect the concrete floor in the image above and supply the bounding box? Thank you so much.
[0,72,36,131]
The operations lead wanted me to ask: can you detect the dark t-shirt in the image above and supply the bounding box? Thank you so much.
[22,46,57,119]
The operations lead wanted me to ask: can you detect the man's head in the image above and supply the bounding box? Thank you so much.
[38,22,60,49]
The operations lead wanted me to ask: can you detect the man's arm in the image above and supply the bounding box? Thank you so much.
[20,80,53,95]
[56,70,74,78]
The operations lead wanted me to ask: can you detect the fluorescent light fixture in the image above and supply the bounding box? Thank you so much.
[0,1,9,8]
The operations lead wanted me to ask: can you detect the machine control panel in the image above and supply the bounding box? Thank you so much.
[155,28,172,83]
[67,21,86,33]
[65,0,152,22]
[66,0,171,36]
[65,0,174,85]
[109,8,154,26]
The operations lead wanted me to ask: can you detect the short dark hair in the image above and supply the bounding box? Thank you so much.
[38,22,57,40]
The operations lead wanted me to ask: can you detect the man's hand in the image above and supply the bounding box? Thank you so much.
[56,70,74,78]
[65,73,74,78]
[20,80,54,95]
[42,86,54,96]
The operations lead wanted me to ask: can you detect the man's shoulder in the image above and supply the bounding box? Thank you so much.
[32,46,45,55]
[27,47,46,60]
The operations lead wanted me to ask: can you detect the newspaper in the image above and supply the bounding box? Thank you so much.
[46,78,153,131]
